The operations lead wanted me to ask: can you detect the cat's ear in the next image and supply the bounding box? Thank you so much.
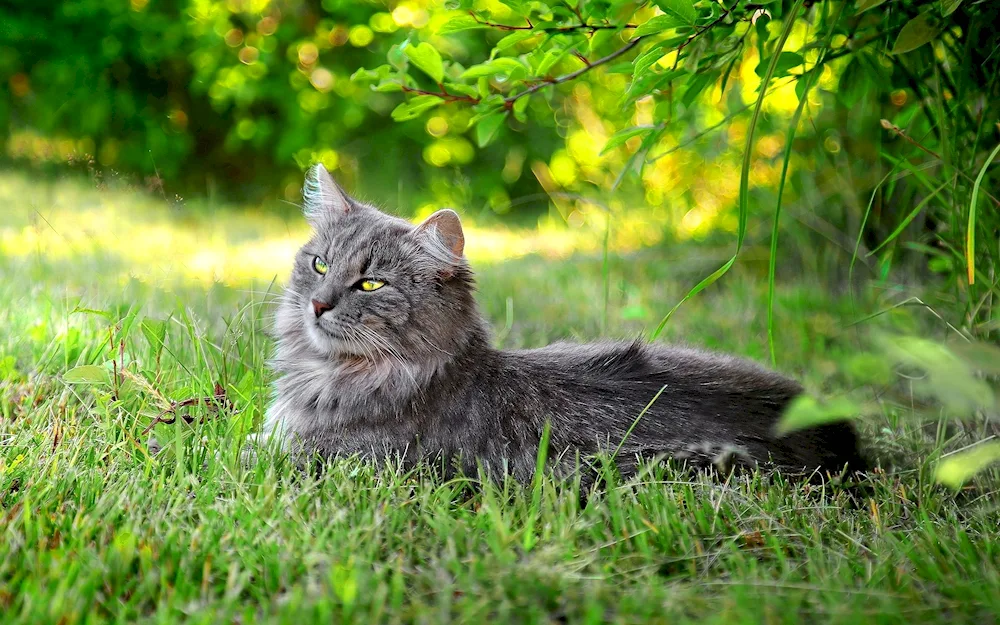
[302,163,351,225]
[415,209,465,274]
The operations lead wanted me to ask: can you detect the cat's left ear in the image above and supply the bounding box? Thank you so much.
[302,163,352,225]
[415,209,465,275]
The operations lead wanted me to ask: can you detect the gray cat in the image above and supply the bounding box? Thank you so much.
[256,164,866,483]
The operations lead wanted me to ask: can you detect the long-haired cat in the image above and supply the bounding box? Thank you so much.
[257,165,866,482]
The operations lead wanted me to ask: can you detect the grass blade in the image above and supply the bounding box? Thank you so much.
[523,420,552,552]
[966,142,1000,284]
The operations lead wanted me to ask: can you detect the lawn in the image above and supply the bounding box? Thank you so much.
[1,170,997,624]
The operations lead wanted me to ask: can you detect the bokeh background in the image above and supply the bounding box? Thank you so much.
[4,0,996,281]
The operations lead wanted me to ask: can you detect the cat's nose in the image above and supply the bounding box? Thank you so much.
[312,299,333,318]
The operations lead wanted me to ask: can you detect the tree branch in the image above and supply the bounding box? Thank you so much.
[504,37,642,107]
[400,84,480,104]
[469,12,636,33]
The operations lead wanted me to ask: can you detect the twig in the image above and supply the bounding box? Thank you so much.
[469,11,636,33]
[141,382,233,435]
[399,84,480,104]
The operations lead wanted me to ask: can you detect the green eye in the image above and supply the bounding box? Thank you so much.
[359,280,384,292]
[312,256,328,275]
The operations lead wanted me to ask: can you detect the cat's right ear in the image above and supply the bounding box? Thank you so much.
[302,163,352,226]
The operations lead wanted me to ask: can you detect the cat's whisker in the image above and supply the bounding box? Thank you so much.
[354,325,399,365]
[418,334,454,357]
[279,288,308,301]
[346,326,378,365]
[366,329,411,370]
[363,330,404,364]
[354,325,417,387]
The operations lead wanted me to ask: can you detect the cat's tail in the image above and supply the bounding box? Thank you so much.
[776,419,871,479]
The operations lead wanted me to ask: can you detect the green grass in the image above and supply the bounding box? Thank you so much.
[1,171,998,624]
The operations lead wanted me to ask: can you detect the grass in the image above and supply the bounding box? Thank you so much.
[1,170,998,624]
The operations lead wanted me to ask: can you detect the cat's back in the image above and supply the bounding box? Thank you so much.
[496,338,863,474]
[511,338,801,396]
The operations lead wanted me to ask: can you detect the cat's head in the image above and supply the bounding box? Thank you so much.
[276,164,481,368]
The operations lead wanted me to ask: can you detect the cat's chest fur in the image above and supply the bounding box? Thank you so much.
[262,349,449,456]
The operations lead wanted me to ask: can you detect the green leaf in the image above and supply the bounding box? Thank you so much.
[776,395,860,435]
[387,43,408,70]
[391,95,444,121]
[632,46,665,81]
[856,0,887,13]
[496,30,536,52]
[118,307,141,342]
[882,335,995,414]
[940,0,963,16]
[64,364,111,385]
[459,58,528,80]
[682,35,709,73]
[633,15,684,38]
[140,318,167,351]
[512,95,530,122]
[588,28,617,55]
[350,65,392,84]
[755,52,804,78]
[622,69,679,106]
[601,126,655,155]
[372,81,404,93]
[404,43,445,83]
[836,57,870,107]
[953,341,1000,376]
[681,71,716,106]
[443,83,479,97]
[654,0,697,26]
[754,11,772,62]
[71,307,113,321]
[891,14,941,55]
[461,64,497,80]
[438,15,487,35]
[475,111,507,147]
[935,442,1000,489]
[535,46,571,77]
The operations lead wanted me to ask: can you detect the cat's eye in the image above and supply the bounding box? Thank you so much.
[358,279,385,292]
[312,256,328,275]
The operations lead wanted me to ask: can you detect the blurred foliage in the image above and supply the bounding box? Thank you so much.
[2,0,999,333]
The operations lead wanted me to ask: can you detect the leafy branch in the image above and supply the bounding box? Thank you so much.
[468,11,638,33]
[671,2,736,70]
[503,2,741,108]
[400,84,481,104]
[503,37,643,107]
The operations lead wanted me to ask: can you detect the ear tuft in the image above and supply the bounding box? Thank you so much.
[417,209,465,261]
[302,164,351,224]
